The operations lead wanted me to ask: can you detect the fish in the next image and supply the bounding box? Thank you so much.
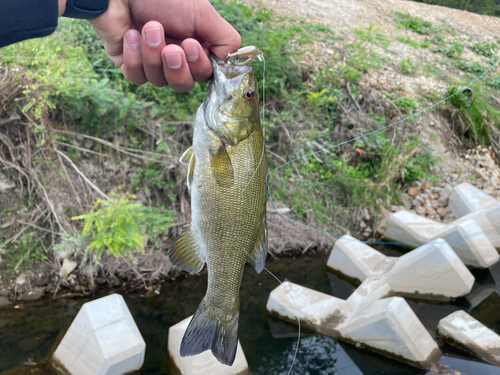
[168,51,267,366]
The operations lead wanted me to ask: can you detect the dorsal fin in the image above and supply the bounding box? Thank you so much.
[246,217,267,274]
[168,224,205,273]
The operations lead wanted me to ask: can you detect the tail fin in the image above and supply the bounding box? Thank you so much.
[180,298,239,366]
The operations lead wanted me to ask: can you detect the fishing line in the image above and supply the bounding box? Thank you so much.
[266,57,500,248]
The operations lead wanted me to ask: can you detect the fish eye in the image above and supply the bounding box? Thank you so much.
[243,88,254,102]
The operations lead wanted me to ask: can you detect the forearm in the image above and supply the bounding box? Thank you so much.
[0,0,59,48]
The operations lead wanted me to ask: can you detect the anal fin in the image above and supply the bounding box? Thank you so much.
[168,224,204,273]
[247,217,267,274]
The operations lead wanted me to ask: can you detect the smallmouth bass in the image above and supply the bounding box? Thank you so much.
[168,52,267,366]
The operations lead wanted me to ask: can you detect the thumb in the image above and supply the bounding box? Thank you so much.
[194,2,241,60]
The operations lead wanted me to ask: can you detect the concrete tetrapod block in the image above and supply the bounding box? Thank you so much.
[437,310,500,366]
[384,238,474,299]
[338,297,441,367]
[266,281,346,327]
[385,211,499,268]
[449,182,499,218]
[266,282,441,368]
[327,235,474,299]
[168,316,249,375]
[52,294,145,375]
[327,234,396,283]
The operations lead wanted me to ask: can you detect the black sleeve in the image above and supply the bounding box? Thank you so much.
[0,0,59,49]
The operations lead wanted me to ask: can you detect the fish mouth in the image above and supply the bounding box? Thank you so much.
[203,54,253,144]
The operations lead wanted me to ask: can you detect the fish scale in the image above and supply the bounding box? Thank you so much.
[168,52,267,366]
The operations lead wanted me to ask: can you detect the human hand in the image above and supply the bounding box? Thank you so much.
[60,0,241,92]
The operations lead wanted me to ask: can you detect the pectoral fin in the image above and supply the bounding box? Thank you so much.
[246,217,267,274]
[168,224,205,273]
[209,145,234,187]
[180,146,195,190]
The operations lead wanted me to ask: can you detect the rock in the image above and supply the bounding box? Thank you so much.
[60,259,78,277]
[359,220,367,230]
[411,181,421,188]
[412,199,422,207]
[415,206,426,216]
[18,288,45,301]
[0,172,16,192]
[16,274,28,286]
[428,193,435,201]
[426,207,436,216]
[437,191,450,207]
[399,193,412,209]
[442,213,455,224]
[0,296,12,307]
[168,316,249,375]
[376,224,386,236]
[471,168,486,179]
[422,183,430,190]
[408,187,420,196]
[416,195,426,204]
[432,187,444,195]
[427,215,436,220]
[444,184,453,192]
[476,153,496,169]
[0,289,10,298]
[437,310,500,366]
[390,205,399,212]
[437,207,450,217]
[53,294,145,375]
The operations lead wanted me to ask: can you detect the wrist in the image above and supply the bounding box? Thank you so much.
[58,0,68,16]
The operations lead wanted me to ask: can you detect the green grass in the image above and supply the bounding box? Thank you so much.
[395,12,440,34]
[395,35,430,48]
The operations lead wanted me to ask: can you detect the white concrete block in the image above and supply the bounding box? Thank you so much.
[437,310,500,366]
[386,211,499,268]
[266,282,441,367]
[441,220,499,268]
[168,316,248,375]
[266,281,346,326]
[53,294,145,375]
[327,235,396,282]
[384,239,474,298]
[338,297,440,366]
[449,183,498,218]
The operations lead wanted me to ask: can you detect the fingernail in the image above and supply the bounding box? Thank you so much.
[184,43,199,62]
[145,28,162,46]
[164,53,182,69]
[126,31,140,48]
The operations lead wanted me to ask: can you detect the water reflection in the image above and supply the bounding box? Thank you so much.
[2,252,500,374]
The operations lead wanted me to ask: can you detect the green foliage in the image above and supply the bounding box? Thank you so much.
[395,12,439,34]
[394,96,418,114]
[72,194,175,262]
[399,59,416,75]
[446,85,495,146]
[470,41,498,58]
[444,40,464,58]
[395,35,429,48]
[486,75,500,89]
[354,23,390,47]
[452,59,487,75]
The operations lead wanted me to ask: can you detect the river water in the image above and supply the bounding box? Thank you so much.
[1,249,500,374]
